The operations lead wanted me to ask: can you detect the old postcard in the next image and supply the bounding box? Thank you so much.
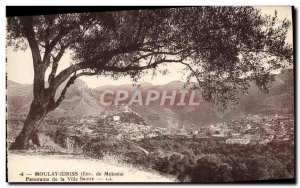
[6,6,294,183]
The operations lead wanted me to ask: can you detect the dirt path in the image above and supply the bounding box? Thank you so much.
[7,152,175,182]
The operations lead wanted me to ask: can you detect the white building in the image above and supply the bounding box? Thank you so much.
[128,132,144,141]
[146,132,159,138]
[226,138,250,145]
[212,133,226,138]
[116,134,124,140]
[113,115,120,122]
[124,105,131,113]
[231,133,241,137]
[245,124,252,130]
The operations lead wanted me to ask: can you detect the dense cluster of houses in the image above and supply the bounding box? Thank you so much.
[206,114,294,145]
[87,106,294,145]
[112,115,170,141]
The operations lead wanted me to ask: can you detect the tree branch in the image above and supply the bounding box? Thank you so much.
[20,17,42,65]
[43,27,70,64]
[49,43,142,92]
[47,72,77,112]
[46,70,100,112]
[179,62,203,86]
[102,58,185,72]
[49,63,85,91]
[48,44,67,84]
[49,47,193,98]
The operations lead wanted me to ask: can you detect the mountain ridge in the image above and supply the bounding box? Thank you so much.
[7,70,294,128]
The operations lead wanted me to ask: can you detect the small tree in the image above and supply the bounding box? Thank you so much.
[7,7,292,149]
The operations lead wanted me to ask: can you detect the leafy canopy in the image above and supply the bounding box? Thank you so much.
[7,7,293,110]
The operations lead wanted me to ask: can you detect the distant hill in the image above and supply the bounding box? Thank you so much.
[7,81,33,115]
[7,79,103,117]
[177,70,294,125]
[95,70,294,128]
[7,70,294,128]
[94,82,154,92]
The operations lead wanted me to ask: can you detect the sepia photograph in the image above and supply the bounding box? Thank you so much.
[6,6,294,183]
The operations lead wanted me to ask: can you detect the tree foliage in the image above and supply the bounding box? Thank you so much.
[7,7,292,111]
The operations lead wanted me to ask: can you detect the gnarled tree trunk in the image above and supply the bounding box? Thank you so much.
[10,100,47,150]
[9,16,78,150]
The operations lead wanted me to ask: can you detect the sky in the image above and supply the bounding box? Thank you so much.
[6,6,293,88]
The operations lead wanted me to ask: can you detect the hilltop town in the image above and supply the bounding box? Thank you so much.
[8,104,294,148]
[9,104,292,147]
[73,105,293,145]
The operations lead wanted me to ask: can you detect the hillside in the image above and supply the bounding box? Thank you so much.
[7,70,294,128]
[7,79,103,117]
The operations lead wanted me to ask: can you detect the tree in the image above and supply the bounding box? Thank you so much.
[7,7,292,149]
[191,155,233,182]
